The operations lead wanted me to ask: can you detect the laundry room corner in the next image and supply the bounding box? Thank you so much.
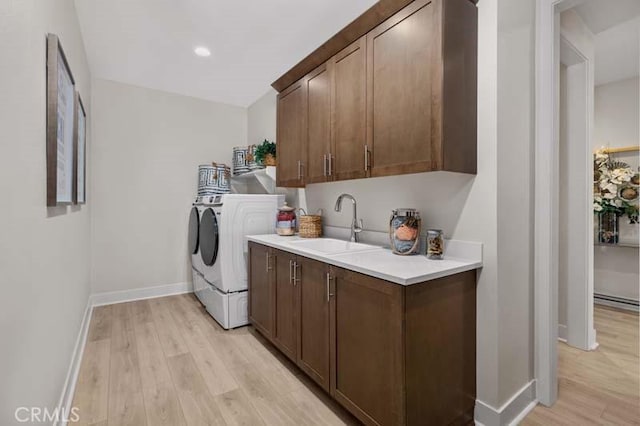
[89,79,248,297]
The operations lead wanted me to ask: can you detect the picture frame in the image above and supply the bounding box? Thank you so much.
[74,92,86,204]
[46,33,76,206]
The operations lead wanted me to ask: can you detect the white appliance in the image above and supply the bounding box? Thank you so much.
[188,193,284,329]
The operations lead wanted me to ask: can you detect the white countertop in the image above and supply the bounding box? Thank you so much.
[247,234,483,286]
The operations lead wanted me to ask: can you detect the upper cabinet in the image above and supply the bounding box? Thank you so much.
[276,80,307,187]
[305,63,333,184]
[332,37,368,181]
[273,0,477,187]
[367,0,436,177]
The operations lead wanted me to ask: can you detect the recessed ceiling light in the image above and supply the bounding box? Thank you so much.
[194,46,211,57]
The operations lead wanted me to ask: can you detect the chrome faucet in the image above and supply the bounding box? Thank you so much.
[334,193,363,242]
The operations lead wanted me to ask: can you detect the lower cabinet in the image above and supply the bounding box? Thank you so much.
[248,242,477,426]
[273,249,298,361]
[247,243,274,338]
[297,256,332,391]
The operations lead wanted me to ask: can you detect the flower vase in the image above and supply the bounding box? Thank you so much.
[597,211,619,244]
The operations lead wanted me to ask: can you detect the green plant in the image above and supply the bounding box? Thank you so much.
[254,139,276,164]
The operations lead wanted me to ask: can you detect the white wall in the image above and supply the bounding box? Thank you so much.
[0,0,92,423]
[593,77,640,301]
[496,0,535,401]
[248,88,277,145]
[90,79,247,293]
[248,0,536,415]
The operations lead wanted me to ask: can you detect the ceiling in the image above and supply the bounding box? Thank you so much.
[573,0,640,34]
[74,0,377,107]
[572,0,640,86]
[593,17,640,86]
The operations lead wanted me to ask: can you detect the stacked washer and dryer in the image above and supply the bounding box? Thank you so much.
[188,191,283,329]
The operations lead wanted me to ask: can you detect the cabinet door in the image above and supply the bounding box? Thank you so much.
[296,257,331,391]
[276,79,307,187]
[272,250,298,361]
[305,64,332,184]
[248,243,274,339]
[332,267,405,426]
[332,37,367,181]
[366,0,437,178]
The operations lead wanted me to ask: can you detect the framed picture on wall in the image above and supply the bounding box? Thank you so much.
[74,92,86,204]
[46,33,76,206]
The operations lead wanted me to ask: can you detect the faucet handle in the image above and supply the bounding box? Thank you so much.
[355,219,364,233]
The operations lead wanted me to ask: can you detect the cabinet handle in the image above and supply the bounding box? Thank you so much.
[326,272,334,302]
[289,259,293,284]
[328,153,333,176]
[297,160,304,181]
[364,145,370,171]
[265,251,272,272]
[323,154,327,177]
[293,261,300,286]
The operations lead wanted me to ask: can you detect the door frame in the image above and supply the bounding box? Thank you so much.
[534,0,593,407]
[558,34,597,351]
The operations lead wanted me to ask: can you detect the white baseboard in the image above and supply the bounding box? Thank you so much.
[55,297,93,426]
[57,281,193,424]
[594,295,639,313]
[90,281,192,306]
[475,380,537,426]
[558,324,567,342]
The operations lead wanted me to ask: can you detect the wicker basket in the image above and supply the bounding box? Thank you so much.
[299,215,322,238]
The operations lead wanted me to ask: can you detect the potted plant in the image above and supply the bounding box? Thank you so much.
[254,139,277,166]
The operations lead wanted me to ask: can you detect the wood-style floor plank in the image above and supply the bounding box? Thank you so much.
[523,306,639,425]
[88,305,112,342]
[166,295,239,396]
[214,388,265,426]
[107,303,146,426]
[166,352,227,426]
[74,295,639,425]
[72,339,111,425]
[134,320,186,426]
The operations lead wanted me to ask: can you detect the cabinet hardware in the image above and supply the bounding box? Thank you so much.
[265,251,272,272]
[293,261,300,286]
[328,153,333,176]
[289,259,293,284]
[323,154,327,177]
[364,145,370,171]
[297,160,304,180]
[326,272,334,302]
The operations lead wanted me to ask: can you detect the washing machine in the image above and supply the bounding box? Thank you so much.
[188,194,284,329]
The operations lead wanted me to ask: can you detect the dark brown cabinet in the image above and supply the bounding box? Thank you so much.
[367,0,477,177]
[273,0,477,187]
[273,249,298,361]
[332,267,404,425]
[248,241,477,425]
[366,0,435,177]
[248,243,274,338]
[297,257,332,391]
[276,80,307,187]
[305,64,333,184]
[332,37,368,181]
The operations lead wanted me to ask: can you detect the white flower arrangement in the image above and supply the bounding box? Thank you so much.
[593,147,639,221]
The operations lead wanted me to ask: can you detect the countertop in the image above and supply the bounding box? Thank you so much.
[247,234,483,286]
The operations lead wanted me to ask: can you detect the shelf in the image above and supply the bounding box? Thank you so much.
[594,242,639,248]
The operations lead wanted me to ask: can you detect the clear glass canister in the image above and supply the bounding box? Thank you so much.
[426,229,444,259]
[276,202,296,236]
[389,209,421,255]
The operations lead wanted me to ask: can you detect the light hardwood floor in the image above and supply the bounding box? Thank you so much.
[72,294,357,425]
[523,305,640,425]
[73,296,639,425]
